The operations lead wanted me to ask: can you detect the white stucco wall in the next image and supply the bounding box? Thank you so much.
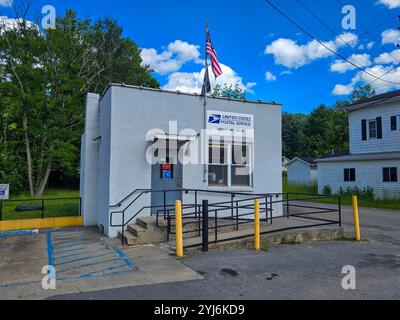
[318,159,400,198]
[80,93,100,226]
[82,85,283,237]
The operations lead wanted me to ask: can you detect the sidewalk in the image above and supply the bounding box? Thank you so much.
[0,227,202,300]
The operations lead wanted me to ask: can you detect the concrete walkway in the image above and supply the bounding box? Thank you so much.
[0,227,202,300]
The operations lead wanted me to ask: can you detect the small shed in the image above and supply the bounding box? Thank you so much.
[287,157,318,185]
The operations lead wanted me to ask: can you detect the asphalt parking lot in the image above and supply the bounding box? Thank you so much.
[0,203,398,300]
[49,203,400,300]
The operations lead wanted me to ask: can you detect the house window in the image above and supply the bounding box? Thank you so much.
[344,168,356,182]
[383,167,398,183]
[368,120,377,139]
[391,115,399,131]
[208,141,252,188]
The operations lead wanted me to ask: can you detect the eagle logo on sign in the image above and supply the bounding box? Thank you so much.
[208,114,221,124]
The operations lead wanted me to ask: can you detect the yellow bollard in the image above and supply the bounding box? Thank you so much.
[254,199,260,251]
[352,196,361,241]
[175,200,184,257]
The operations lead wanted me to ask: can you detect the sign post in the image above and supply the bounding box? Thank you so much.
[0,184,9,221]
[0,184,9,200]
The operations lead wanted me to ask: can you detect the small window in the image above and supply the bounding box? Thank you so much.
[391,115,400,131]
[383,167,398,183]
[344,168,356,182]
[208,165,228,186]
[368,120,377,139]
[209,143,227,165]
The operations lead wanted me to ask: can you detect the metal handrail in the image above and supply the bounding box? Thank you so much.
[110,188,277,245]
[166,193,342,248]
[110,188,342,247]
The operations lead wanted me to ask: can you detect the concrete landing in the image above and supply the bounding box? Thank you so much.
[167,216,344,249]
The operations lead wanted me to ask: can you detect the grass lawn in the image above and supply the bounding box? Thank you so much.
[283,176,400,210]
[1,189,80,221]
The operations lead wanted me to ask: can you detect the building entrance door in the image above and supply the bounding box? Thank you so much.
[151,151,183,215]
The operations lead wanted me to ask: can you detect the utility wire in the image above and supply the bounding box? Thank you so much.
[297,0,399,87]
[335,0,400,65]
[295,0,356,52]
[264,0,400,85]
[335,0,400,86]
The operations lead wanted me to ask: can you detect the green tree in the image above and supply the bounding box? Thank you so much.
[92,17,159,92]
[301,105,348,157]
[282,112,307,159]
[334,84,377,109]
[0,5,159,196]
[349,84,376,104]
[211,83,246,100]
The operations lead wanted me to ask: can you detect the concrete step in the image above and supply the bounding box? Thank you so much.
[118,230,139,246]
[137,216,167,230]
[121,217,271,246]
[128,224,147,237]
[126,222,167,245]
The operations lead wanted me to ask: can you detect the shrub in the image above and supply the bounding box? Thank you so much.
[323,185,332,195]
[0,151,25,196]
[338,186,375,200]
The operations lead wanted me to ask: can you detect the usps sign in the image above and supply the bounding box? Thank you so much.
[207,110,254,133]
[0,184,9,200]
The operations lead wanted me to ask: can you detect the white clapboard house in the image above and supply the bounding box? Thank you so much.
[318,90,400,198]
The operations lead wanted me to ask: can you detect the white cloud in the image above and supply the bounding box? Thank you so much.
[382,29,400,45]
[374,49,400,64]
[353,65,400,93]
[141,40,203,75]
[0,16,37,35]
[280,70,292,76]
[359,41,375,50]
[265,33,358,69]
[0,0,12,7]
[377,0,400,9]
[332,84,354,96]
[332,64,400,96]
[265,71,277,81]
[163,63,256,95]
[330,54,372,74]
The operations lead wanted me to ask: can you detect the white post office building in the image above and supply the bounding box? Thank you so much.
[80,84,282,237]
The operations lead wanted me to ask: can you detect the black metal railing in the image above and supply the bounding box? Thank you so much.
[0,197,82,221]
[109,188,341,247]
[165,192,341,249]
[109,188,276,244]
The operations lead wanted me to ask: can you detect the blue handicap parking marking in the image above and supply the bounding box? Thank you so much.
[46,231,137,280]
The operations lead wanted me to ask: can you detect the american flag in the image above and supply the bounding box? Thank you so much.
[206,30,222,79]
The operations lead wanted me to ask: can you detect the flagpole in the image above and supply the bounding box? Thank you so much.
[203,20,209,182]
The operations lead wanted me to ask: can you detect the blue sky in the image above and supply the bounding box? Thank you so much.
[1,0,400,114]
